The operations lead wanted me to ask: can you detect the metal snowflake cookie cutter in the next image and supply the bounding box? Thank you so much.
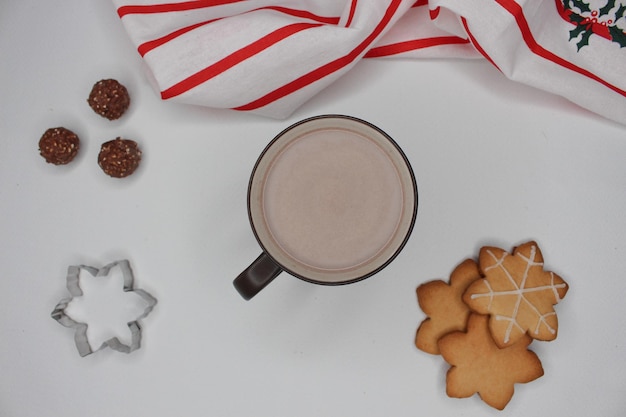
[51,259,157,357]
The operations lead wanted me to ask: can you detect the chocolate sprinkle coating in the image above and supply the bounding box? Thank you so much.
[87,79,130,120]
[98,137,142,178]
[39,127,80,165]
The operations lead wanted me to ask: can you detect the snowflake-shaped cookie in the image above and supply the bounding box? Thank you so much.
[438,313,544,410]
[463,241,568,348]
[415,259,481,354]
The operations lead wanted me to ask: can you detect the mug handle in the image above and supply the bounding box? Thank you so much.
[233,253,283,300]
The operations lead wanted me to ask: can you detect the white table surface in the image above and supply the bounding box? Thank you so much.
[2,1,625,416]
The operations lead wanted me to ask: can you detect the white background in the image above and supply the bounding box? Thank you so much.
[1,1,625,416]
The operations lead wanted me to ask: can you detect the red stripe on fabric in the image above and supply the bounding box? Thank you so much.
[265,6,340,25]
[364,36,469,57]
[430,6,440,20]
[234,0,404,111]
[118,0,244,17]
[461,17,500,71]
[345,0,358,27]
[412,0,428,7]
[136,7,339,57]
[554,0,571,22]
[138,19,217,57]
[496,0,626,97]
[160,22,322,100]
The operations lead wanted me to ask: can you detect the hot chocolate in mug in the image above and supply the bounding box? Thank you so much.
[234,115,418,300]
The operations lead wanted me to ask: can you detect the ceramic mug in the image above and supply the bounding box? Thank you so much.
[234,115,418,300]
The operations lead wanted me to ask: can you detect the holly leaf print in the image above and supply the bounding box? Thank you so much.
[577,29,593,50]
[609,25,626,47]
[569,24,587,41]
[599,0,617,15]
[463,242,569,348]
[569,0,592,13]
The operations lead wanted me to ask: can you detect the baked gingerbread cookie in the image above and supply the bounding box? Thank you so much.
[438,313,544,410]
[415,259,481,354]
[463,241,569,348]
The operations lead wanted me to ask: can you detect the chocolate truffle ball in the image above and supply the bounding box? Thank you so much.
[38,127,80,165]
[87,79,130,120]
[98,137,142,178]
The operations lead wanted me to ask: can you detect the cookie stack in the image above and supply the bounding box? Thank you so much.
[415,241,569,410]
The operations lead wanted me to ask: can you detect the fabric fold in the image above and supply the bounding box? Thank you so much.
[113,0,626,124]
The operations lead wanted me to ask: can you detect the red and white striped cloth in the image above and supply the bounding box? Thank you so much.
[113,0,626,124]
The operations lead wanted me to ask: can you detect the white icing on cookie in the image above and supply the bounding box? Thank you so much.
[469,244,567,344]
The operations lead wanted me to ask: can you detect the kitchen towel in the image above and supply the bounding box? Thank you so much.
[113,0,626,124]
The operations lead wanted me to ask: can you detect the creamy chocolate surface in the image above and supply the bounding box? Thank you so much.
[261,128,403,271]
